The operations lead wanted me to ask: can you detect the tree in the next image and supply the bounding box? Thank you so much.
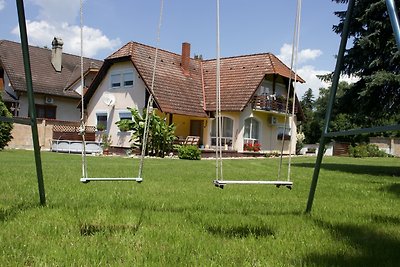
[332,0,400,124]
[116,108,176,157]
[0,94,13,150]
[300,88,317,143]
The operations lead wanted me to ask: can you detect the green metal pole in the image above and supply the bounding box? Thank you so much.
[16,0,46,206]
[386,0,400,50]
[305,0,355,213]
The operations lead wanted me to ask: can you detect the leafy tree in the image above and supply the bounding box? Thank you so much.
[116,108,176,157]
[0,94,13,150]
[332,0,400,124]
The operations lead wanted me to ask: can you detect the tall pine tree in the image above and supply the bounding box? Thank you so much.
[332,0,400,127]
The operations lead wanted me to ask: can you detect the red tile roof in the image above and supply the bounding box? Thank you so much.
[86,42,206,117]
[203,53,304,111]
[0,40,102,99]
[85,41,304,117]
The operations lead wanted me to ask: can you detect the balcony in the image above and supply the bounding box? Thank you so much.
[251,95,298,114]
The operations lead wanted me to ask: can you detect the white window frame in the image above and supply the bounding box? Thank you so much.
[277,125,291,140]
[123,72,134,87]
[110,73,122,89]
[211,116,234,148]
[118,110,132,120]
[110,70,135,89]
[243,117,260,145]
[96,111,108,131]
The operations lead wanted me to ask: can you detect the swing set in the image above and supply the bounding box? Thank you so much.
[2,0,399,211]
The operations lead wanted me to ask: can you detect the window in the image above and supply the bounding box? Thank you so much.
[211,117,233,147]
[243,118,260,145]
[119,111,132,120]
[111,74,121,88]
[277,126,291,140]
[96,112,108,131]
[123,72,134,87]
[110,71,134,89]
[117,111,132,132]
[35,104,56,119]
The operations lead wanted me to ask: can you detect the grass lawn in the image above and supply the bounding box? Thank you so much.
[1,150,399,266]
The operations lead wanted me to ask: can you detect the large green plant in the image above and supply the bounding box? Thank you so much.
[0,95,13,150]
[116,108,176,157]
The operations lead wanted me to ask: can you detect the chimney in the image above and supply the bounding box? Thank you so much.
[181,42,191,76]
[51,37,63,72]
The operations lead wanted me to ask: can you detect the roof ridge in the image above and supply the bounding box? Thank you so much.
[203,52,273,62]
[267,53,276,73]
[0,39,102,63]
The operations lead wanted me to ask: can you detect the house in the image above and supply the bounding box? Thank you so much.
[84,41,304,153]
[0,38,102,121]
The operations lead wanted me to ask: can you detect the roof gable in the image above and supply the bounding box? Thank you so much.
[86,42,207,117]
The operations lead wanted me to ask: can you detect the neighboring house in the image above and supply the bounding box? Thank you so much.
[84,41,304,153]
[0,38,102,121]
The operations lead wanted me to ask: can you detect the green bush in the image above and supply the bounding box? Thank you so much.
[349,143,390,158]
[0,95,13,150]
[177,145,201,160]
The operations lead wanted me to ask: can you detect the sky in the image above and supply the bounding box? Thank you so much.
[0,0,357,98]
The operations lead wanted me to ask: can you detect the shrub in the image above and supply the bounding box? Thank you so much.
[116,108,176,157]
[177,145,201,160]
[0,95,13,150]
[349,143,390,158]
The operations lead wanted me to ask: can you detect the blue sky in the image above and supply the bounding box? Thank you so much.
[0,0,353,97]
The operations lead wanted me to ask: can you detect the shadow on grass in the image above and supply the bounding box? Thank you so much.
[0,202,36,222]
[80,208,144,236]
[381,183,400,198]
[369,214,400,225]
[205,224,275,239]
[293,162,400,177]
[304,219,400,266]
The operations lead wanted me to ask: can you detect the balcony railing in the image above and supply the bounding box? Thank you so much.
[251,96,298,114]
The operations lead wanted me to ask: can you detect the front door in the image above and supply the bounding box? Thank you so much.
[190,120,204,146]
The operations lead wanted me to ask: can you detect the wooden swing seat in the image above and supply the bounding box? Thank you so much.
[213,179,292,189]
[80,177,143,183]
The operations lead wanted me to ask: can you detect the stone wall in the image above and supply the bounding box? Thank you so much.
[7,118,80,150]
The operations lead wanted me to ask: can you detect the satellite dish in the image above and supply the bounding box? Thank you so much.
[103,93,116,106]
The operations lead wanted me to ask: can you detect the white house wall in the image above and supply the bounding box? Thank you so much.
[17,93,81,121]
[86,61,146,147]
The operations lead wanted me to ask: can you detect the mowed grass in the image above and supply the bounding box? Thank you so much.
[1,150,399,266]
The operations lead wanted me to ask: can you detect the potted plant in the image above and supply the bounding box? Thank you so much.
[101,133,112,155]
[96,123,106,131]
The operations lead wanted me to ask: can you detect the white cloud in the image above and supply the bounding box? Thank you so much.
[278,43,323,66]
[10,0,120,58]
[295,65,330,98]
[30,0,80,24]
[295,65,360,99]
[0,0,5,11]
[12,20,120,58]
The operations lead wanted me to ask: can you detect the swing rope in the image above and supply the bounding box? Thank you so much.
[138,0,165,179]
[277,0,302,182]
[214,0,302,189]
[79,0,164,183]
[79,0,88,180]
[215,0,223,181]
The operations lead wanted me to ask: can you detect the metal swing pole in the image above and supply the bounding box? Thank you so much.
[305,0,355,213]
[386,0,400,50]
[16,0,46,205]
